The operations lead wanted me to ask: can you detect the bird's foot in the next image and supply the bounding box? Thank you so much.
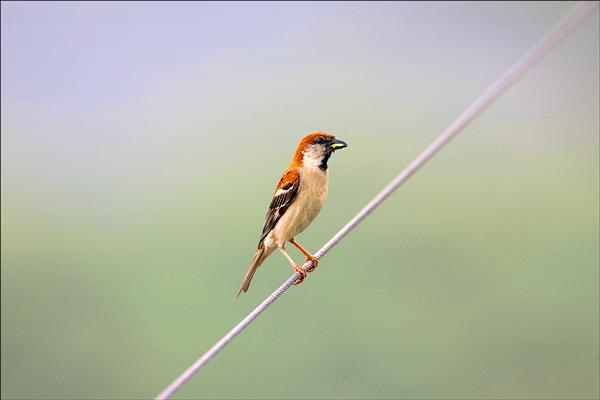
[292,264,307,285]
[304,255,319,273]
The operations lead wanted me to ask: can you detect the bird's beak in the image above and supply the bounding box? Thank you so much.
[328,138,348,151]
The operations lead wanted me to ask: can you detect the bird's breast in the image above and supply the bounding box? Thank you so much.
[298,167,328,225]
[275,167,328,243]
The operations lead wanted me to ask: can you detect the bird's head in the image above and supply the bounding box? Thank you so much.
[294,132,348,171]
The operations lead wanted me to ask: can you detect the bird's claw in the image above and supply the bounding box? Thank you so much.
[304,255,319,273]
[292,265,307,285]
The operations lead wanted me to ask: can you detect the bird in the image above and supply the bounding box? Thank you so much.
[237,132,348,296]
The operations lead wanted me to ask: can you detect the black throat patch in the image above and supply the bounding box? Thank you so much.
[319,151,332,171]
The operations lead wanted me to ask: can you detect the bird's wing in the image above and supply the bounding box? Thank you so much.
[258,169,301,244]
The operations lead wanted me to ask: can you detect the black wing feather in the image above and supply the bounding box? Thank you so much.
[258,177,300,244]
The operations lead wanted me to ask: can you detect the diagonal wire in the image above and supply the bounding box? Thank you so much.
[156,2,598,399]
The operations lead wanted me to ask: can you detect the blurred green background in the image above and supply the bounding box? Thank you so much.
[1,2,598,399]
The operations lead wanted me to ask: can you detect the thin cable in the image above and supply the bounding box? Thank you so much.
[156,3,598,399]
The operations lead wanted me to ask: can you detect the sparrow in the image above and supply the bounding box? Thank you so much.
[237,132,348,296]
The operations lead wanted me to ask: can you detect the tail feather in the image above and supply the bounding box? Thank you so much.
[237,245,267,297]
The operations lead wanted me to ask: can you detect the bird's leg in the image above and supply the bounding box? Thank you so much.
[278,245,306,285]
[290,239,319,273]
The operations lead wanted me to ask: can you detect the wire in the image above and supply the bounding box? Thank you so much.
[155,2,598,399]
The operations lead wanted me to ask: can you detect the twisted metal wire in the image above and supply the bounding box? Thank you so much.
[156,3,598,399]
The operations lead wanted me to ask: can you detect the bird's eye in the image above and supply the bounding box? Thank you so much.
[314,136,325,144]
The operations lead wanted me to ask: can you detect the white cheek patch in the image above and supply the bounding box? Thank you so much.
[302,145,325,169]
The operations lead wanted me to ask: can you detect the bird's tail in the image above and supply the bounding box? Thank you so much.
[237,243,267,297]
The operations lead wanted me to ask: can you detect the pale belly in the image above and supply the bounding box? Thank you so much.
[265,168,328,248]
